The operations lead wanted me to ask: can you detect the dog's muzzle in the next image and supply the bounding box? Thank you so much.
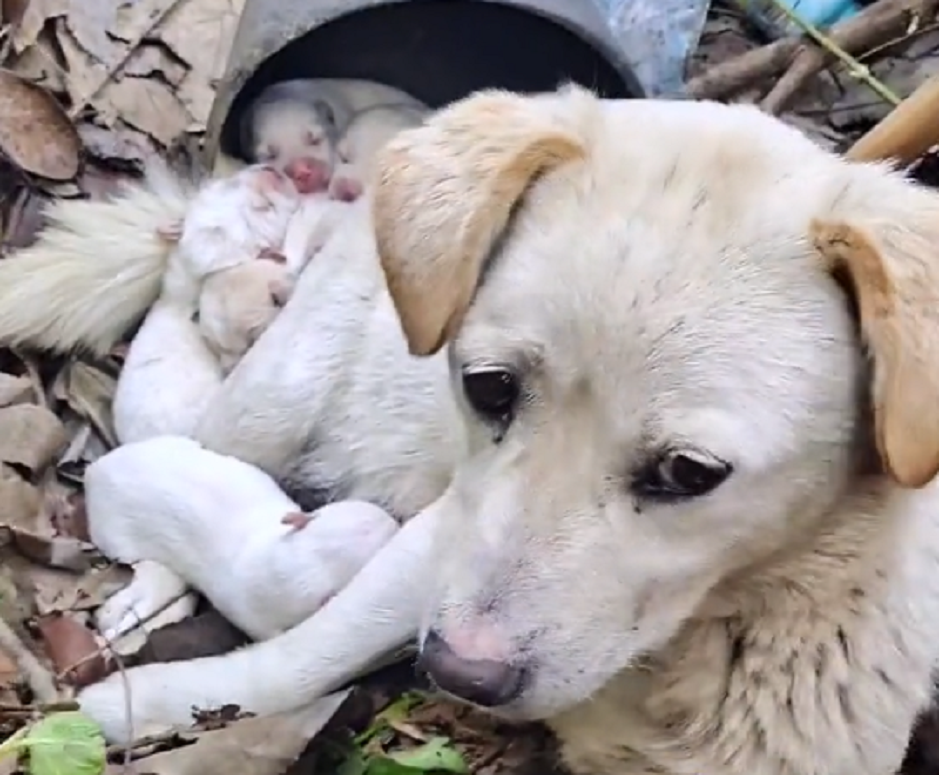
[417,629,527,708]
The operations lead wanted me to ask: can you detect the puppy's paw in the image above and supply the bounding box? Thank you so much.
[96,561,196,642]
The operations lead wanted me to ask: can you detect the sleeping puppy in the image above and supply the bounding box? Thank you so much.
[52,86,939,775]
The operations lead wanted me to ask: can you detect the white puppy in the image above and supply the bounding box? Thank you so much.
[328,104,428,202]
[89,435,398,643]
[5,86,939,775]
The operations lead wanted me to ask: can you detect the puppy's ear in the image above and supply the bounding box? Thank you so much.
[812,216,939,487]
[372,88,589,356]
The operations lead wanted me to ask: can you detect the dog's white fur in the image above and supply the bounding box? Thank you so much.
[6,86,939,775]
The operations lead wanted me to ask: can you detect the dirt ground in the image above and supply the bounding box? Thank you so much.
[1,0,939,773]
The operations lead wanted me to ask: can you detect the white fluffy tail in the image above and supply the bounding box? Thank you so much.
[0,159,197,357]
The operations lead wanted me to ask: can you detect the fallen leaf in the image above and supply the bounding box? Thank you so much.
[0,70,80,180]
[63,0,122,67]
[0,374,35,408]
[52,361,117,449]
[123,42,187,85]
[98,75,191,147]
[120,691,351,775]
[157,0,244,130]
[35,613,107,687]
[28,562,129,618]
[0,464,41,529]
[10,0,67,53]
[0,404,68,473]
[0,711,106,775]
[47,488,88,542]
[1,187,49,253]
[7,35,68,95]
[384,737,468,773]
[3,0,29,29]
[4,527,97,572]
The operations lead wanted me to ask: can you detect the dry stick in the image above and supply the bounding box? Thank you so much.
[0,617,59,703]
[687,0,933,101]
[761,0,901,114]
[847,71,939,163]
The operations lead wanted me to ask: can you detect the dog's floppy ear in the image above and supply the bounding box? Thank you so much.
[371,88,588,356]
[812,215,939,487]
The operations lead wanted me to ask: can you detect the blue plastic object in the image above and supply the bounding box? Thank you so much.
[732,0,861,39]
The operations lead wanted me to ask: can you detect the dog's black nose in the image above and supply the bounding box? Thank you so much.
[417,629,525,708]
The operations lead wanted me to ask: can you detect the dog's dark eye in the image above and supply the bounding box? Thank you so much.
[632,449,732,502]
[462,368,519,422]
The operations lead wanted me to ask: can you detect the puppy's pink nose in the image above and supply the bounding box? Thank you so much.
[283,157,330,194]
[417,629,525,708]
[330,175,364,203]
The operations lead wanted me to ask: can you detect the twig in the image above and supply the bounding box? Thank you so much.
[761,0,902,113]
[0,616,59,703]
[687,0,935,101]
[0,700,79,716]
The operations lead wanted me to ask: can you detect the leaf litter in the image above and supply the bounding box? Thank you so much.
[0,0,938,773]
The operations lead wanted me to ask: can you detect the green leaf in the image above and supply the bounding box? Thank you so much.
[385,737,468,774]
[0,711,106,775]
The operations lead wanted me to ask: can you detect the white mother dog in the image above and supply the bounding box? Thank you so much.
[3,85,939,775]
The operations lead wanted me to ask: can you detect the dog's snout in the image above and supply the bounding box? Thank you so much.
[418,629,526,708]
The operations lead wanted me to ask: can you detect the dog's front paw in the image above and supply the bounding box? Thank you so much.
[96,560,197,641]
[78,671,177,743]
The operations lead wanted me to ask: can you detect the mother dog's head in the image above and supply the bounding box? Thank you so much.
[371,85,939,719]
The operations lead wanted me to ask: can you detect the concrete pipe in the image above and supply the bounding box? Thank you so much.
[203,0,646,165]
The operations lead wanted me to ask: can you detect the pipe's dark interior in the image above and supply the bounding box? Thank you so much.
[220,0,643,159]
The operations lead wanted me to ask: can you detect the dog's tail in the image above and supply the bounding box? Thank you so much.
[0,159,197,357]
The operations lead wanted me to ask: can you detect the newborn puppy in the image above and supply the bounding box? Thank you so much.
[170,164,306,371]
[177,164,300,281]
[329,104,427,202]
[239,79,427,195]
[240,81,343,194]
[89,435,399,642]
[198,252,295,374]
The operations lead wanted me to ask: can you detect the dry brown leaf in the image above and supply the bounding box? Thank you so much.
[10,0,67,53]
[52,360,118,448]
[3,0,30,30]
[0,646,18,686]
[0,70,80,180]
[0,465,40,529]
[57,0,182,117]
[8,34,68,95]
[157,0,245,130]
[0,374,34,408]
[99,75,192,147]
[54,20,108,110]
[62,0,123,67]
[0,404,67,472]
[1,186,49,253]
[35,611,107,687]
[124,42,188,85]
[4,527,96,572]
[114,692,351,775]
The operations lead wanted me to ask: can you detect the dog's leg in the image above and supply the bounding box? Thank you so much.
[78,496,444,743]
